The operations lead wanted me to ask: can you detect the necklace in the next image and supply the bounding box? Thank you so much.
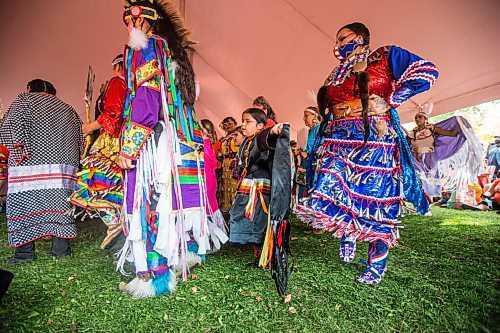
[325,46,370,86]
[237,135,255,185]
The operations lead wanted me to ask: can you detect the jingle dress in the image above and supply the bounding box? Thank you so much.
[296,45,438,282]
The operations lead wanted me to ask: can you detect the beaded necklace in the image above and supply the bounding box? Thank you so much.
[324,46,370,86]
[237,134,256,187]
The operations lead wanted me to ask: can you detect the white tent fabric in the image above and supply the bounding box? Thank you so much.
[1,0,499,142]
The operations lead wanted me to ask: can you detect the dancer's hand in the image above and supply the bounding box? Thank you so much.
[118,155,135,170]
[82,120,101,136]
[271,122,288,135]
[82,123,95,136]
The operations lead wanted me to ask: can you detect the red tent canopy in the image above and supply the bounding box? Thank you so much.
[1,0,499,142]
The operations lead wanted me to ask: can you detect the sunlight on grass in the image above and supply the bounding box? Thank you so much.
[440,219,500,226]
[432,207,500,226]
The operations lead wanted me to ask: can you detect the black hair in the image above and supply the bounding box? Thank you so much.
[147,11,196,106]
[112,54,124,70]
[357,71,370,143]
[253,96,276,122]
[243,108,267,125]
[330,22,371,143]
[316,86,330,137]
[112,54,123,64]
[233,125,244,135]
[27,79,57,95]
[200,119,217,141]
[339,22,370,46]
[222,116,237,124]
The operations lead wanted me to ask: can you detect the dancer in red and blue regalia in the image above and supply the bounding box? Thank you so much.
[296,22,438,285]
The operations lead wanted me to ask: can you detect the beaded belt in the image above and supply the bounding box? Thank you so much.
[332,96,390,120]
[238,178,271,221]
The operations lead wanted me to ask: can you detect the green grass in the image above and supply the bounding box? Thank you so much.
[0,208,499,332]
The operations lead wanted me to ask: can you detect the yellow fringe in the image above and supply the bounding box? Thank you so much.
[258,193,273,268]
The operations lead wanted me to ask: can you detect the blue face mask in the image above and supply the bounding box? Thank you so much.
[333,38,361,60]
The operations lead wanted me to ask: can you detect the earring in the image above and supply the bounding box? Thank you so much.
[358,38,364,45]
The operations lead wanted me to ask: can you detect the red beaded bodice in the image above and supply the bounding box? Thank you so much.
[326,47,393,105]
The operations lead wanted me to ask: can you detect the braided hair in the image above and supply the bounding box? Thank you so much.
[200,119,217,141]
[340,22,371,142]
[357,71,370,143]
[316,86,330,137]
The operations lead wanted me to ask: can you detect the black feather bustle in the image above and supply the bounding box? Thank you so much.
[138,0,197,106]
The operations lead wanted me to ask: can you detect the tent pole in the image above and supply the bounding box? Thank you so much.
[179,0,186,19]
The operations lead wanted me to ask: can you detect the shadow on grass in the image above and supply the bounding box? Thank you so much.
[1,279,55,330]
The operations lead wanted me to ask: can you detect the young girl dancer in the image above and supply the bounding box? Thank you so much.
[200,119,228,249]
[229,108,290,267]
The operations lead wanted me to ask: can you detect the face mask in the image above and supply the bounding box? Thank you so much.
[333,37,361,61]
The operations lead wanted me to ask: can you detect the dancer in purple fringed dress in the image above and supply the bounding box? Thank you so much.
[409,111,483,198]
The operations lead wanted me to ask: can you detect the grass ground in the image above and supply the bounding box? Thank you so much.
[0,207,498,333]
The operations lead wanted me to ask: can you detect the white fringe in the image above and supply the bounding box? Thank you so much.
[170,251,203,278]
[118,270,178,298]
[438,116,485,194]
[128,27,149,50]
[119,278,156,298]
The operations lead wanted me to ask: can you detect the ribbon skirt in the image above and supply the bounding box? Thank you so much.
[296,116,404,246]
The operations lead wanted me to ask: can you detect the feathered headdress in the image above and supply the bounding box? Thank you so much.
[408,99,434,119]
[124,0,196,47]
[155,0,196,48]
[124,0,197,105]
